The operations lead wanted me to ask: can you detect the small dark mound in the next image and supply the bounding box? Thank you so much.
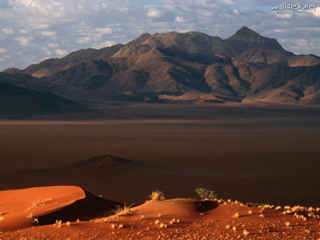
[66,155,136,169]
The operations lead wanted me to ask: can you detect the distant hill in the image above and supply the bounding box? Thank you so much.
[2,27,320,105]
[0,81,88,118]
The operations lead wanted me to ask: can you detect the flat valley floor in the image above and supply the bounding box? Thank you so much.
[0,104,320,207]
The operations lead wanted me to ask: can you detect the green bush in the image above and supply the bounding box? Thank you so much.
[196,188,218,200]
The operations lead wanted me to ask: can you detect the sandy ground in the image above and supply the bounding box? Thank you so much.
[0,104,320,239]
[0,186,319,240]
[0,117,320,207]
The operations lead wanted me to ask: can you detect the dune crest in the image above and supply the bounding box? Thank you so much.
[0,186,118,231]
[1,186,320,239]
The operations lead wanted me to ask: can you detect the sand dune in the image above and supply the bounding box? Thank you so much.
[0,186,320,239]
[0,186,118,231]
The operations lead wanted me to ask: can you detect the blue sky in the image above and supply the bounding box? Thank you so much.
[0,0,319,71]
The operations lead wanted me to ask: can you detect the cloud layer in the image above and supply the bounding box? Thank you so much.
[0,0,319,70]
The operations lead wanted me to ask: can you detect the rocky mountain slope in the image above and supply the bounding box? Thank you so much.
[2,27,320,105]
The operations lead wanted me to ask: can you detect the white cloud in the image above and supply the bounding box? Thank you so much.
[274,12,292,18]
[48,43,59,48]
[233,9,240,15]
[41,31,56,36]
[15,37,34,46]
[1,28,14,34]
[41,47,51,55]
[147,8,161,17]
[175,16,185,23]
[0,0,320,71]
[311,9,320,18]
[95,28,113,35]
[33,24,49,29]
[0,48,7,53]
[278,38,320,53]
[55,49,67,56]
[295,39,309,47]
[76,37,91,44]
[93,40,117,49]
[93,5,100,12]
[223,0,235,4]
[101,3,107,9]
[274,29,288,33]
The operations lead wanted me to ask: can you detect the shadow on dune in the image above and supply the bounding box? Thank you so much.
[195,200,219,213]
[37,189,120,225]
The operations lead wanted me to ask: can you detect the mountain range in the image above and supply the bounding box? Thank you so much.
[2,26,320,107]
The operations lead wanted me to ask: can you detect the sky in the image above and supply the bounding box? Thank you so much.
[0,0,319,71]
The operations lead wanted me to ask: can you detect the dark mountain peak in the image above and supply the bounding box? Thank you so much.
[128,33,152,45]
[228,26,262,42]
[227,26,285,52]
[237,26,258,35]
[139,33,152,39]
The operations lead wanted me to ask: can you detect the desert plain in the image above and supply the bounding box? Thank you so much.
[0,103,320,239]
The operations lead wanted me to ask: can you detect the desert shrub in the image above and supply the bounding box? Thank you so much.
[147,189,165,202]
[113,203,134,215]
[196,188,218,200]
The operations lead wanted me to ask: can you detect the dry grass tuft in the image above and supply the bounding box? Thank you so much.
[113,203,135,216]
[147,190,165,202]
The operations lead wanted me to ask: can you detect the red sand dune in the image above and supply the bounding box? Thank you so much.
[0,186,118,231]
[0,186,320,239]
